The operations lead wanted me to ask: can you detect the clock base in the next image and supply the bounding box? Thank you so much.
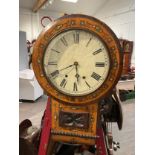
[51,98,99,145]
[37,97,108,155]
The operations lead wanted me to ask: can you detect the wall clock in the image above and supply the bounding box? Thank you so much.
[32,14,123,153]
[33,14,122,105]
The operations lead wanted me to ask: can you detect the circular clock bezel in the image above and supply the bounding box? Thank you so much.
[42,28,111,96]
[32,14,123,105]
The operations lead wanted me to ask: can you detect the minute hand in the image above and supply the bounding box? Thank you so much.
[59,64,74,71]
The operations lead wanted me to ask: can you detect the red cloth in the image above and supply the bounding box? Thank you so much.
[38,97,51,155]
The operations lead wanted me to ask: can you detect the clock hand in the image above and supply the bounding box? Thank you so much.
[74,62,80,83]
[59,64,74,71]
[75,73,80,83]
[50,64,74,79]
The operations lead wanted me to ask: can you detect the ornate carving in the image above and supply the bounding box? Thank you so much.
[51,130,99,139]
[59,111,89,129]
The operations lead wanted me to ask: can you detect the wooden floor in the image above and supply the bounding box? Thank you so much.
[19,95,135,155]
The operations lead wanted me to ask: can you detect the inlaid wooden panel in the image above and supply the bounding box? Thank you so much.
[50,98,99,145]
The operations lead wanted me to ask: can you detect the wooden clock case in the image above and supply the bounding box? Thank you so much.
[32,14,123,150]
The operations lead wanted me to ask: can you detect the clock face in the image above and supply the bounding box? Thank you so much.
[43,29,110,96]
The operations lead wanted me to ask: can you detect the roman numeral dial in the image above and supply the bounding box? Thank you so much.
[44,29,110,96]
[51,49,60,53]
[60,79,67,88]
[73,32,79,44]
[50,70,59,78]
[95,62,105,67]
[85,81,91,88]
[73,82,78,91]
[91,72,101,81]
[48,61,57,65]
[93,48,102,55]
[86,37,92,47]
[61,37,68,46]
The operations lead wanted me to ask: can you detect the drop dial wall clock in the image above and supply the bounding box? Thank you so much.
[32,14,122,149]
[32,14,122,105]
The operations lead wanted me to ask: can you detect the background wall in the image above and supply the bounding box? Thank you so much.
[19,8,61,41]
[19,8,40,42]
[94,0,135,66]
[19,2,135,66]
[19,31,28,71]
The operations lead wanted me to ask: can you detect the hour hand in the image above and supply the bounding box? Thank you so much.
[75,73,80,83]
[74,62,80,83]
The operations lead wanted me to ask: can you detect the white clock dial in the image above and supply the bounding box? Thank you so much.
[43,29,110,96]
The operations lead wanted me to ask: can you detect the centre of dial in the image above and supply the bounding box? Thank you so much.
[74,61,79,66]
[75,74,80,78]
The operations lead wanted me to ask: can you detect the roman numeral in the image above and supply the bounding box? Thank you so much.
[73,32,79,44]
[48,61,57,65]
[60,79,67,88]
[86,38,92,47]
[51,49,60,53]
[85,81,91,88]
[93,48,102,55]
[91,72,101,81]
[73,82,78,91]
[61,37,68,46]
[50,70,59,78]
[95,62,105,67]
